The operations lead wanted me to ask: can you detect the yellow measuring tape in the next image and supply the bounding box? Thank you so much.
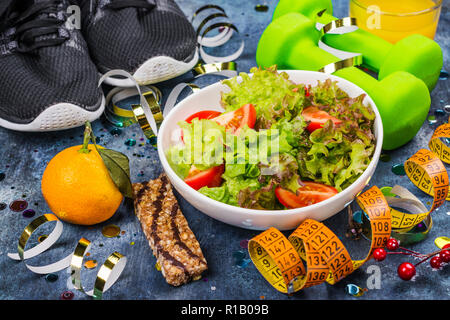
[249,119,450,292]
[249,186,391,294]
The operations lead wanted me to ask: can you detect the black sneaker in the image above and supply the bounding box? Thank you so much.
[0,0,104,132]
[76,0,198,86]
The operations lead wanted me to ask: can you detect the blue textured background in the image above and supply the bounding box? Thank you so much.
[0,0,449,300]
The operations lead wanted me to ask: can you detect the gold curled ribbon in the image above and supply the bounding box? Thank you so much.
[70,237,127,300]
[249,186,391,294]
[111,86,162,119]
[7,214,127,299]
[316,16,363,73]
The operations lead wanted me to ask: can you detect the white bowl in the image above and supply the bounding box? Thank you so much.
[157,70,383,230]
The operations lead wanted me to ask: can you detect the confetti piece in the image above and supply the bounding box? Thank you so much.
[391,163,406,176]
[124,138,136,146]
[60,291,74,300]
[102,224,121,238]
[84,260,98,269]
[255,4,269,12]
[379,153,391,162]
[9,200,28,212]
[239,239,249,249]
[45,273,59,282]
[434,236,450,249]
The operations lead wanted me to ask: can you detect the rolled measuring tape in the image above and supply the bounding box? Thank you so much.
[382,146,449,244]
[249,186,391,293]
[7,214,127,300]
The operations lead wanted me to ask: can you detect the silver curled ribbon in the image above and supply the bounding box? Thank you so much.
[7,214,127,300]
[100,5,243,144]
[315,11,363,73]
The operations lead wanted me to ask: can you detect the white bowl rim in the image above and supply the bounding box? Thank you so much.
[157,70,384,217]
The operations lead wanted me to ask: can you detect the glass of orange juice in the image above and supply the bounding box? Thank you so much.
[349,0,442,43]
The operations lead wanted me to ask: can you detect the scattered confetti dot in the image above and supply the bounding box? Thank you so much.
[444,105,450,113]
[60,291,74,300]
[38,235,48,242]
[130,241,135,245]
[345,284,365,297]
[439,70,449,80]
[9,200,28,212]
[45,273,59,282]
[236,258,251,268]
[379,153,391,162]
[155,262,161,271]
[414,223,427,232]
[428,115,437,125]
[380,186,396,197]
[239,239,249,249]
[255,4,269,12]
[352,210,363,224]
[121,230,126,235]
[203,278,209,282]
[233,250,246,261]
[124,138,136,146]
[110,128,122,136]
[435,109,445,117]
[0,202,7,210]
[391,163,406,176]
[211,286,216,291]
[0,171,5,182]
[85,252,90,257]
[22,209,35,218]
[102,224,121,238]
[260,296,265,300]
[147,136,157,147]
[84,260,98,269]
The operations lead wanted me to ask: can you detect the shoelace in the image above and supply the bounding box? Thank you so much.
[1,0,69,53]
[105,0,156,10]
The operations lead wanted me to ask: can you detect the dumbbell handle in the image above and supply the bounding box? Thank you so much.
[287,33,379,98]
[317,11,392,72]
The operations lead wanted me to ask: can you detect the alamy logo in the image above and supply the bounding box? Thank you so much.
[66,5,81,29]
[366,5,381,30]
[366,264,381,289]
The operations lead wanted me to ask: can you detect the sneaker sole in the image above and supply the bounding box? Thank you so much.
[0,95,105,132]
[102,49,199,87]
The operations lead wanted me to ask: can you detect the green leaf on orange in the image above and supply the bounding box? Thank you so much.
[97,148,133,198]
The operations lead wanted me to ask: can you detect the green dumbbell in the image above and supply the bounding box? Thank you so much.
[256,12,430,150]
[271,0,443,91]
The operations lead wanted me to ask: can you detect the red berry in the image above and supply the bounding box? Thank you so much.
[373,248,387,261]
[439,249,450,263]
[397,262,416,281]
[430,256,442,269]
[386,238,399,251]
[443,244,450,250]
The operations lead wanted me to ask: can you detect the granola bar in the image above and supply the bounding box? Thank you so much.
[133,173,208,286]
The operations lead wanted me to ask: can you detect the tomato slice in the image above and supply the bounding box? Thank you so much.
[184,164,225,190]
[212,104,256,134]
[302,106,342,133]
[181,110,222,142]
[275,182,338,209]
[185,110,222,123]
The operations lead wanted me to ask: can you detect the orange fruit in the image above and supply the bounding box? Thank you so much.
[41,144,123,225]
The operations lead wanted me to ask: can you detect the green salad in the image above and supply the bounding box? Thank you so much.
[167,66,376,210]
